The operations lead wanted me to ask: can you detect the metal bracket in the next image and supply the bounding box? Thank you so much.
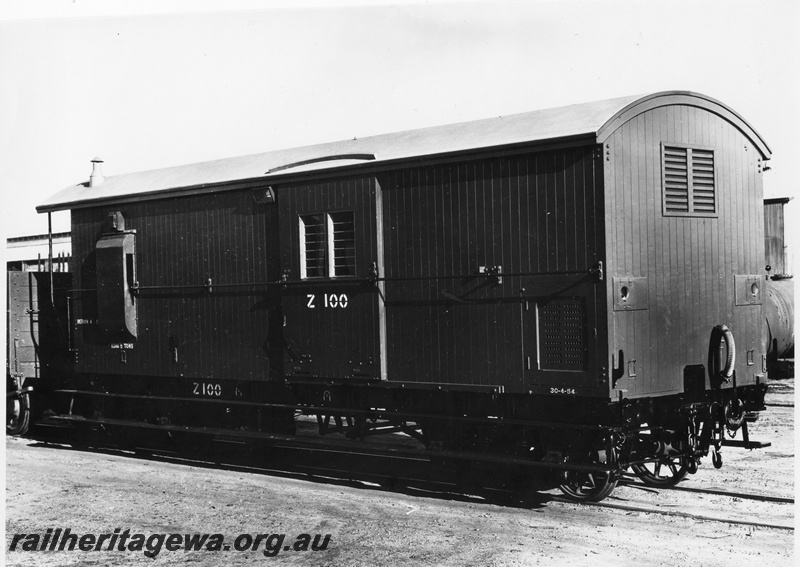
[477,265,503,285]
[721,421,772,450]
[589,261,604,282]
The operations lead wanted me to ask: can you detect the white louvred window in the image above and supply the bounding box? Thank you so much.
[691,148,716,214]
[662,144,717,217]
[299,214,327,279]
[328,211,356,277]
[300,211,356,279]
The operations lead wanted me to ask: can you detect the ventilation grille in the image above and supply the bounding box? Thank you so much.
[300,214,326,278]
[329,212,356,276]
[663,147,689,212]
[539,298,587,371]
[662,145,716,216]
[300,211,357,279]
[691,149,716,213]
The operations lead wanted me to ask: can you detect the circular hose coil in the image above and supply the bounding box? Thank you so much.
[708,324,735,383]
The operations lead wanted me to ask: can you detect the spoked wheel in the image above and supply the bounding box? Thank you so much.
[7,392,31,436]
[559,451,618,502]
[631,456,689,487]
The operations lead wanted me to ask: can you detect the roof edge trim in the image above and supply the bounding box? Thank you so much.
[35,177,269,214]
[596,91,771,159]
[764,197,792,205]
[36,133,597,214]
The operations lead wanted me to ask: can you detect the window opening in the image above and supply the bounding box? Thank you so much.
[300,211,355,279]
[662,144,716,217]
[329,212,356,277]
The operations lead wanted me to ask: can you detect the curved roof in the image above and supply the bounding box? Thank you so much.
[597,91,771,157]
[38,91,770,212]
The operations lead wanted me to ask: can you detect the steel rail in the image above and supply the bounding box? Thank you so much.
[26,423,795,528]
[665,484,793,504]
[564,499,794,532]
[619,476,794,504]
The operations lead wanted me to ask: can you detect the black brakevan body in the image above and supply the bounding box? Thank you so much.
[34,92,772,501]
[42,91,769,401]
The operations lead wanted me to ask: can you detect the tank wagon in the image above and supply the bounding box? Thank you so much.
[34,91,771,501]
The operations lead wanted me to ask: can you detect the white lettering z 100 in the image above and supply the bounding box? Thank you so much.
[193,382,222,397]
[306,294,349,309]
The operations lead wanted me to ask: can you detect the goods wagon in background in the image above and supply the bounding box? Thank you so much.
[30,91,771,501]
[6,271,71,435]
[763,197,794,377]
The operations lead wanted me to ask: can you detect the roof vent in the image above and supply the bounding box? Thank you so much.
[90,157,105,187]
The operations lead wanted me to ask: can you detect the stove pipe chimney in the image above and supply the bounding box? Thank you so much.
[90,157,105,187]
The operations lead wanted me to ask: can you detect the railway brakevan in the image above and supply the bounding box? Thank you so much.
[15,91,773,501]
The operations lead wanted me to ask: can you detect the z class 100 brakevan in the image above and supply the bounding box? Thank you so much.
[10,91,773,502]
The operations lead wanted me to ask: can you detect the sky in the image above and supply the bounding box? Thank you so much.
[1,0,798,259]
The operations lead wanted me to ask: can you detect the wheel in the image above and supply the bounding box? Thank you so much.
[631,456,689,487]
[7,392,31,436]
[559,450,618,502]
[711,449,723,469]
[559,468,617,502]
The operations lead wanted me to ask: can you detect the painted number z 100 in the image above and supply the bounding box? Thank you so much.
[193,382,222,397]
[306,294,349,309]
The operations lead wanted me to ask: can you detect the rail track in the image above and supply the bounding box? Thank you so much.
[566,498,794,532]
[583,474,795,531]
[646,482,794,504]
[294,458,795,532]
[27,417,794,534]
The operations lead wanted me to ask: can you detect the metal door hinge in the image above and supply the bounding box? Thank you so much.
[589,261,604,281]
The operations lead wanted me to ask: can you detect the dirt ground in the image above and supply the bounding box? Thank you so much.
[4,378,795,567]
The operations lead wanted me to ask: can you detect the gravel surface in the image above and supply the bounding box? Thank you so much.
[5,378,794,566]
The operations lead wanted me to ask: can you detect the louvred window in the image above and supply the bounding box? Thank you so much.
[662,144,717,217]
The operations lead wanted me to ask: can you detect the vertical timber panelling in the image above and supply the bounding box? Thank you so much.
[382,147,604,393]
[606,105,765,398]
[71,190,279,382]
[278,177,381,379]
[764,202,786,275]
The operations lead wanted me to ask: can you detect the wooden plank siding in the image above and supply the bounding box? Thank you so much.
[764,200,787,275]
[7,272,71,382]
[71,190,280,381]
[380,147,607,395]
[604,105,766,398]
[277,176,383,380]
[62,93,770,402]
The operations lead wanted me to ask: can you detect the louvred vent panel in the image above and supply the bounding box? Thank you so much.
[664,146,689,213]
[662,145,716,216]
[539,298,587,371]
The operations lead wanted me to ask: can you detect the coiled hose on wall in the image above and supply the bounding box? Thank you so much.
[708,324,736,383]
